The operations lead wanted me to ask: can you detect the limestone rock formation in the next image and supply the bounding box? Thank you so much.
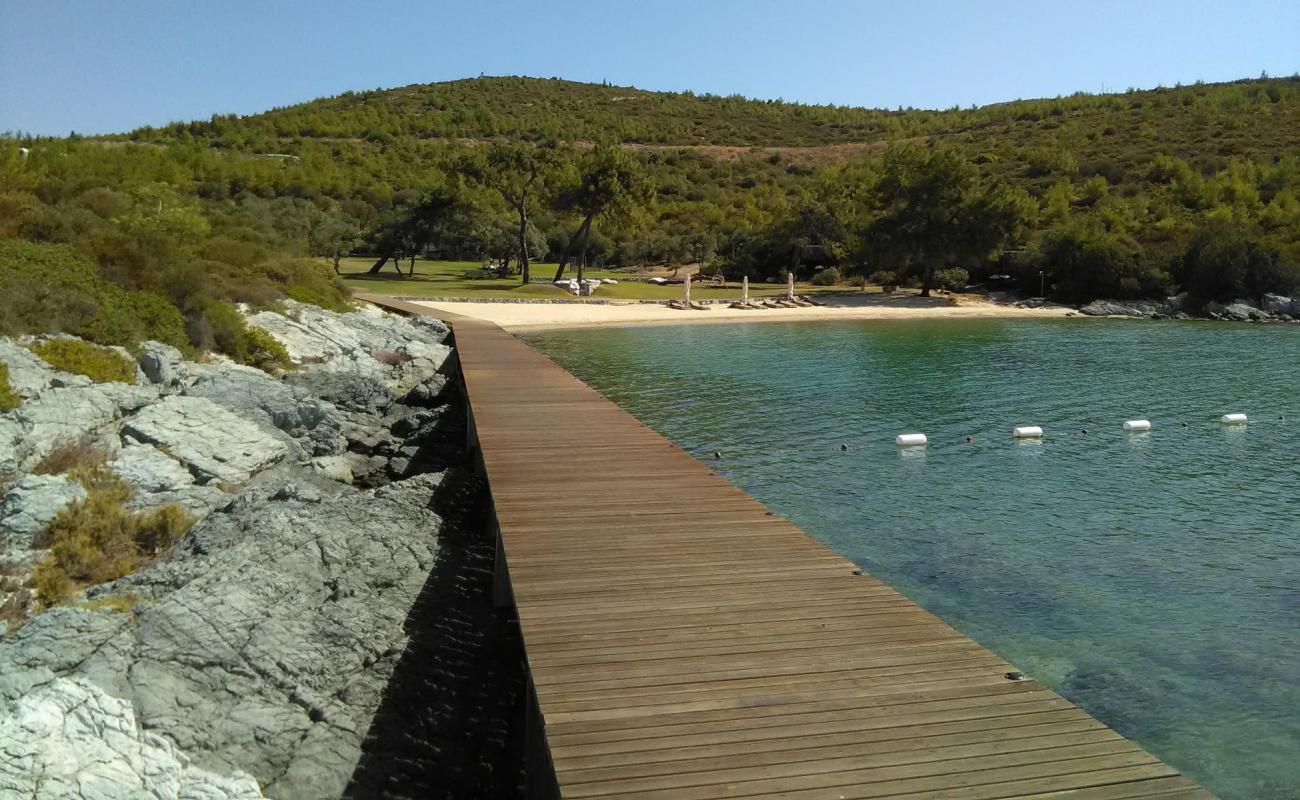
[0,678,262,800]
[0,473,449,799]
[0,474,86,572]
[121,395,291,485]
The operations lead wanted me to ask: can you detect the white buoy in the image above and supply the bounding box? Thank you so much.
[1123,420,1152,432]
[1220,413,1248,424]
[1012,426,1044,438]
[895,433,928,447]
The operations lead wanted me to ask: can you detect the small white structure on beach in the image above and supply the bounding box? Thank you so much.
[1123,420,1152,432]
[742,276,749,304]
[786,271,796,300]
[1220,413,1248,424]
[895,433,928,447]
[684,273,692,304]
[1012,426,1044,438]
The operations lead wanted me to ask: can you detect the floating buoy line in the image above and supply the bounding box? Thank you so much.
[706,413,1277,460]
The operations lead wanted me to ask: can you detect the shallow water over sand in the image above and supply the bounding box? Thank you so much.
[527,318,1300,799]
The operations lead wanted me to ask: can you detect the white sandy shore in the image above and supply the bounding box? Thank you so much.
[411,294,1075,331]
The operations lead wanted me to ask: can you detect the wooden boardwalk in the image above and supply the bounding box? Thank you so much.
[363,294,1212,799]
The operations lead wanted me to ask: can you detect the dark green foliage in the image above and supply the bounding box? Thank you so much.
[861,146,1031,295]
[1173,221,1298,306]
[810,267,842,286]
[1034,224,1170,304]
[0,240,188,349]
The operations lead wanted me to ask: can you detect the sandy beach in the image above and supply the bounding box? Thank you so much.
[409,293,1075,331]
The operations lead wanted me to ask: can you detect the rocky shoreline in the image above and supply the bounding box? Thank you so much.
[1077,292,1300,322]
[0,302,523,798]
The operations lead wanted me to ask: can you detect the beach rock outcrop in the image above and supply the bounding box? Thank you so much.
[186,362,346,457]
[1204,300,1266,321]
[0,678,261,800]
[246,301,451,366]
[0,472,450,799]
[1078,293,1300,323]
[0,381,160,475]
[1079,299,1168,318]
[121,395,291,485]
[1,301,487,799]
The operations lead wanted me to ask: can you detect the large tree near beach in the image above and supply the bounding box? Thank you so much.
[550,144,652,284]
[459,141,562,284]
[862,146,1032,296]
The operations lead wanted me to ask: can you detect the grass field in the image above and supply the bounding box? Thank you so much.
[340,258,855,301]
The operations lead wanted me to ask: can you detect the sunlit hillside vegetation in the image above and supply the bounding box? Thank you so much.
[2,75,1299,357]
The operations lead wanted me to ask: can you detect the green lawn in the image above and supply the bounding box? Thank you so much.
[340,258,855,301]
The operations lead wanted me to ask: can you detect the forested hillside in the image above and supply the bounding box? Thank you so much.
[3,75,1300,359]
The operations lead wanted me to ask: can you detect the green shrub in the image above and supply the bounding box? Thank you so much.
[269,257,352,312]
[936,267,971,291]
[26,339,136,384]
[188,301,291,371]
[0,364,19,411]
[243,326,292,372]
[810,267,841,286]
[32,467,193,607]
[870,270,899,286]
[0,240,186,349]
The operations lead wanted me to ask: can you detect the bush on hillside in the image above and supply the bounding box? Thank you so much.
[26,339,136,384]
[187,300,291,371]
[0,240,188,350]
[810,267,841,286]
[0,364,19,411]
[1173,221,1299,306]
[1035,226,1170,304]
[935,267,970,291]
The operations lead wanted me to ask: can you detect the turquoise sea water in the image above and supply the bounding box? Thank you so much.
[526,318,1300,800]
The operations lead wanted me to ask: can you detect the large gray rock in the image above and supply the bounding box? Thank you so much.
[137,340,188,389]
[0,474,86,572]
[121,396,289,485]
[1079,299,1166,318]
[0,382,159,475]
[0,472,449,800]
[0,677,261,799]
[246,302,449,366]
[186,362,345,457]
[1205,300,1266,321]
[1260,294,1296,316]
[0,339,61,399]
[108,444,228,518]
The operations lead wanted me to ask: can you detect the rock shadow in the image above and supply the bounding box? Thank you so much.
[344,470,527,799]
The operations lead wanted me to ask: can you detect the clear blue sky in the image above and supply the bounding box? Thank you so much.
[2,0,1297,136]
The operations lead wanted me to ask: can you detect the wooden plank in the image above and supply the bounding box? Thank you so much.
[357,292,1213,800]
